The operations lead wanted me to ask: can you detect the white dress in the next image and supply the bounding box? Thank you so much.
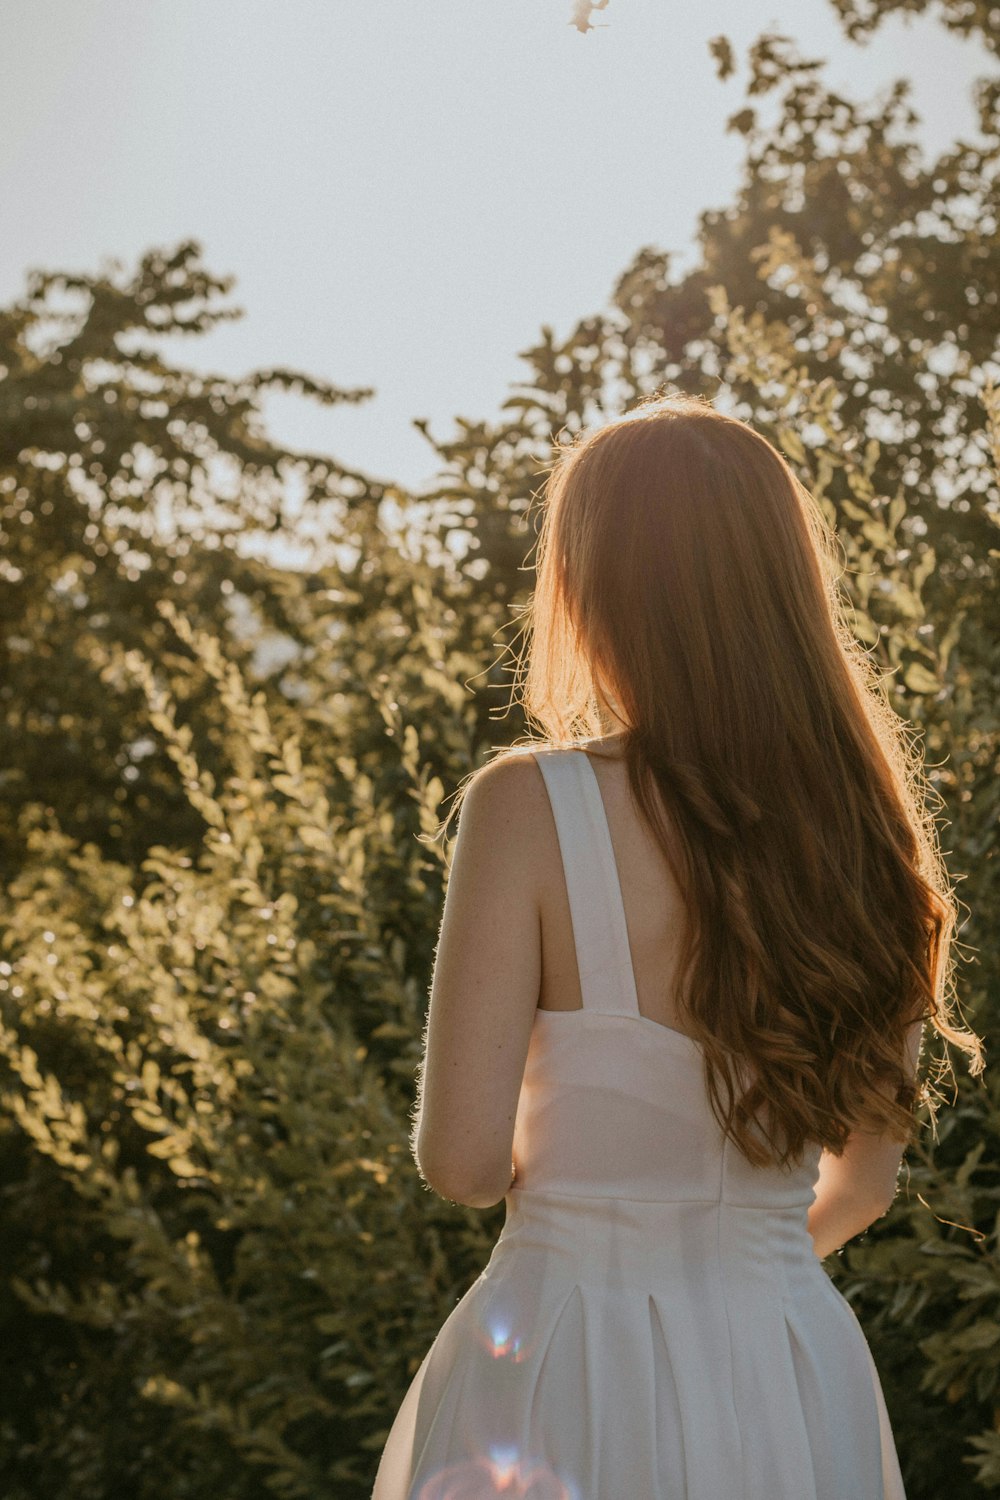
[373,746,907,1499]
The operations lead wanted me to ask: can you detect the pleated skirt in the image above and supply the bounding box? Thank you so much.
[372,1187,905,1500]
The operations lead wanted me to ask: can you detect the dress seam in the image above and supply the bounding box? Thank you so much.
[507,1185,813,1210]
[718,1134,748,1500]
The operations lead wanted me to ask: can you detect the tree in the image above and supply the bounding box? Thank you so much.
[0,245,503,1498]
[0,241,381,873]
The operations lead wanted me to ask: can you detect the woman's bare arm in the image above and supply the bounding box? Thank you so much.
[807,1018,924,1259]
[412,755,548,1208]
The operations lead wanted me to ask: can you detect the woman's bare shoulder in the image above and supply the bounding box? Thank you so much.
[458,745,551,820]
[459,734,627,819]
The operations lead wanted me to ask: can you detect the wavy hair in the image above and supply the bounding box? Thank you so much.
[481,392,984,1169]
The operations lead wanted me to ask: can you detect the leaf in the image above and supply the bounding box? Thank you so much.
[777,425,806,465]
[950,1320,1000,1354]
[297,825,334,853]
[727,107,756,137]
[146,1134,192,1159]
[369,1022,413,1041]
[903,661,940,696]
[912,546,937,594]
[708,34,736,82]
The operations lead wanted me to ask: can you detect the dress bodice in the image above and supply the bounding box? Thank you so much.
[509,748,822,1210]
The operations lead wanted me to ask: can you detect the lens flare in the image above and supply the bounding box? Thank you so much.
[415,1448,579,1498]
[486,1317,526,1361]
[472,1301,536,1364]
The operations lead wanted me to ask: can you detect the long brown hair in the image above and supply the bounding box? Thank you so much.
[469,392,985,1169]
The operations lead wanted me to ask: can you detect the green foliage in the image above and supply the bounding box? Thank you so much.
[1,244,507,1495]
[0,600,498,1498]
[826,0,1000,55]
[0,241,380,874]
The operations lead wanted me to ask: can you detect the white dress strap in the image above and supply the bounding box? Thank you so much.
[533,748,641,1019]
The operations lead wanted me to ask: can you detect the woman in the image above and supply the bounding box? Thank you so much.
[372,393,984,1500]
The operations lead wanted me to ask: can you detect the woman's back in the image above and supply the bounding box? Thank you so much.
[513,745,821,1208]
[373,745,907,1499]
[536,734,694,1034]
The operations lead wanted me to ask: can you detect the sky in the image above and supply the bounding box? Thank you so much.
[0,0,994,496]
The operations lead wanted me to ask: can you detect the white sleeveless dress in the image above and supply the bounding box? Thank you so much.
[372,747,907,1499]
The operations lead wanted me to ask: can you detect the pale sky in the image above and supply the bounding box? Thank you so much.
[1,1,992,494]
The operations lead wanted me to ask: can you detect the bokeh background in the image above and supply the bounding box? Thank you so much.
[0,1,997,1496]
